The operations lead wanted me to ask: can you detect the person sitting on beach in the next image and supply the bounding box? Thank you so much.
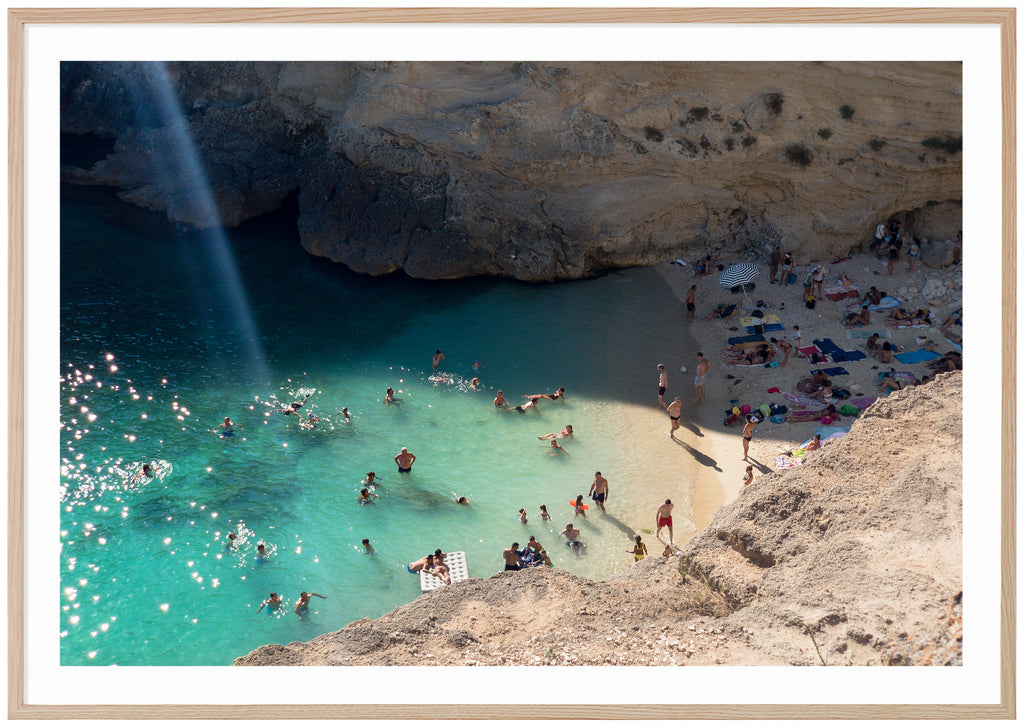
[806,434,823,451]
[863,287,886,306]
[257,592,282,613]
[940,308,962,333]
[843,306,871,328]
[538,425,573,440]
[872,341,894,363]
[769,337,793,367]
[810,370,832,389]
[627,535,648,562]
[879,374,916,392]
[742,465,754,487]
[357,488,379,503]
[865,333,882,353]
[786,404,839,423]
[561,523,582,547]
[294,590,326,617]
[694,255,715,277]
[703,303,738,321]
[503,543,523,571]
[928,351,962,372]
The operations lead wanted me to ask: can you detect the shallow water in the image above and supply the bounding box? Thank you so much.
[60,185,700,665]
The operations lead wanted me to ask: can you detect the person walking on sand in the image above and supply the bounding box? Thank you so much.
[655,500,675,545]
[657,364,669,406]
[394,447,416,473]
[666,397,682,438]
[685,285,697,322]
[589,471,609,512]
[741,414,757,461]
[768,245,782,284]
[627,534,648,561]
[694,353,712,402]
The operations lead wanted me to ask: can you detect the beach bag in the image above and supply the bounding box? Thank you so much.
[770,404,788,415]
[751,309,764,318]
[769,415,786,423]
[805,297,816,310]
[838,404,859,416]
[739,404,752,415]
[759,404,771,418]
[787,272,797,284]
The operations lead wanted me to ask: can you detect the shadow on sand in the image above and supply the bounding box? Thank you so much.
[671,436,723,472]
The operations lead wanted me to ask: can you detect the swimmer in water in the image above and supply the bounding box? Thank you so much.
[526,387,565,401]
[225,532,238,550]
[276,393,311,417]
[494,390,507,407]
[455,496,470,505]
[256,542,270,561]
[514,398,538,413]
[574,496,587,520]
[538,424,573,440]
[364,471,378,489]
[294,590,326,617]
[142,463,155,477]
[358,488,379,503]
[548,439,568,455]
[539,504,551,521]
[362,538,375,554]
[432,349,446,368]
[257,592,282,613]
[299,412,321,430]
[214,416,240,437]
[340,407,351,422]
[470,377,480,390]
[518,508,528,523]
[385,387,396,406]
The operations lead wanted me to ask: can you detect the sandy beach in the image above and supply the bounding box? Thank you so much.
[656,248,962,535]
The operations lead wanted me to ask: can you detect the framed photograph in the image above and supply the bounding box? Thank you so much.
[8,6,1014,720]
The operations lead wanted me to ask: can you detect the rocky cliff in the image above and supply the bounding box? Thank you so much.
[235,372,962,666]
[61,61,962,281]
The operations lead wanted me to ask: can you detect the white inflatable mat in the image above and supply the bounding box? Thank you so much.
[420,551,469,592]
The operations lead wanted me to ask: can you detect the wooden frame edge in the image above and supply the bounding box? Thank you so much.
[7,6,1014,720]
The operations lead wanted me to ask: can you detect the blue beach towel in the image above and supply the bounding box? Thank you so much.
[814,426,850,438]
[894,349,942,364]
[865,296,901,311]
[831,350,867,363]
[813,338,844,355]
[813,367,850,377]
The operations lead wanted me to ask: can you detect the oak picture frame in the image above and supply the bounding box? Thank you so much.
[8,6,1015,720]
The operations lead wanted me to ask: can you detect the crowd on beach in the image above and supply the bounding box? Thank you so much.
[673,218,962,482]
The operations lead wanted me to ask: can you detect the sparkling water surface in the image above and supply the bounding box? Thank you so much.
[60,185,697,665]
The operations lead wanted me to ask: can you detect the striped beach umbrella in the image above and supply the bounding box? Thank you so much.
[719,262,760,289]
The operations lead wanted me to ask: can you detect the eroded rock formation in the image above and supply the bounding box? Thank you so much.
[61,61,962,280]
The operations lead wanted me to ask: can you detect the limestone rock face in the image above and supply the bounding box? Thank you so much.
[61,61,963,281]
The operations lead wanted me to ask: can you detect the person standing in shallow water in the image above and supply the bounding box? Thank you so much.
[656,500,675,545]
[394,447,416,473]
[294,590,326,618]
[666,397,682,438]
[589,471,609,512]
[657,364,668,407]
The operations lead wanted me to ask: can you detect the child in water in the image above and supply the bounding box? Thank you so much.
[518,508,528,524]
[539,504,551,521]
[574,496,587,519]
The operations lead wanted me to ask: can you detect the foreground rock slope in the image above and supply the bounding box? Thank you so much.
[62,61,962,280]
[236,372,962,666]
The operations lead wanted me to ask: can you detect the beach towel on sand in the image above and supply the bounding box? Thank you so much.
[797,345,822,359]
[831,350,867,363]
[850,397,879,410]
[812,338,844,355]
[727,334,766,345]
[865,296,901,311]
[739,314,781,328]
[812,367,850,376]
[814,426,850,439]
[824,287,859,302]
[894,349,942,364]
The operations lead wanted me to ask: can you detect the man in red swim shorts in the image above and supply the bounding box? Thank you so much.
[656,499,675,546]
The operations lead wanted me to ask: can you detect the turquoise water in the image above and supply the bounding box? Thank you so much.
[60,185,698,666]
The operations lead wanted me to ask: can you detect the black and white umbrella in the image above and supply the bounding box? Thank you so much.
[719,262,760,289]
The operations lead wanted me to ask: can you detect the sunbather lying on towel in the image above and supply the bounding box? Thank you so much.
[703,303,737,321]
[879,374,918,392]
[786,404,839,423]
[863,287,887,306]
[887,307,932,326]
[927,351,962,372]
[727,344,771,365]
